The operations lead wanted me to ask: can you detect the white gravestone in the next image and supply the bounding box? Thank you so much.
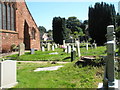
[67,45,71,53]
[75,41,81,57]
[41,46,45,52]
[52,45,55,51]
[86,43,88,50]
[47,43,50,51]
[63,40,66,47]
[54,44,58,48]
[18,43,25,56]
[0,60,18,89]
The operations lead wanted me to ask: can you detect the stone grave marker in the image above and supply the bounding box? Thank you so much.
[63,40,66,47]
[98,25,118,89]
[67,45,71,53]
[75,40,81,57]
[71,50,76,62]
[52,45,55,51]
[18,43,25,56]
[54,44,58,48]
[41,46,45,52]
[31,48,35,54]
[86,43,88,50]
[47,43,50,51]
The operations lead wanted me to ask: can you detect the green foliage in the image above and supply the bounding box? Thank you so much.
[66,16,84,40]
[38,26,47,40]
[115,26,120,42]
[52,17,67,44]
[88,2,116,45]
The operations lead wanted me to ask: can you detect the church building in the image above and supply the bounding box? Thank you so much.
[0,0,40,52]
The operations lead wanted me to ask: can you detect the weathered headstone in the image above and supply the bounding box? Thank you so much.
[52,45,55,51]
[63,40,66,47]
[86,43,88,50]
[94,43,97,49]
[98,25,118,89]
[54,44,58,48]
[75,40,81,57]
[18,43,25,56]
[41,46,45,52]
[67,45,71,53]
[47,43,50,51]
[71,50,76,62]
[31,48,35,54]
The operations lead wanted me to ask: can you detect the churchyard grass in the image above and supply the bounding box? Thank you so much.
[13,61,103,88]
[7,46,106,61]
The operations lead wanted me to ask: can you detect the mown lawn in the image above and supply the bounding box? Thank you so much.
[6,46,106,61]
[7,46,107,88]
[13,62,103,88]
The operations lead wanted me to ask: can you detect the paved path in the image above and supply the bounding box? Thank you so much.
[17,61,69,64]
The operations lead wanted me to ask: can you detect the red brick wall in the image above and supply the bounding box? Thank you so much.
[1,1,40,52]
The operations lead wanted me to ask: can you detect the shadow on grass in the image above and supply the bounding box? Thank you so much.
[74,59,105,67]
[63,57,71,60]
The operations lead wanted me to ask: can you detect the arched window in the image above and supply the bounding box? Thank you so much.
[11,4,15,31]
[0,3,2,29]
[7,4,10,30]
[2,3,7,30]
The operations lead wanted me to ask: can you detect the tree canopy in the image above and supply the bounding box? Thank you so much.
[88,2,116,45]
[52,17,67,44]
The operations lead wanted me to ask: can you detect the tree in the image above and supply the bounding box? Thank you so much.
[66,16,82,33]
[66,16,83,40]
[52,17,67,44]
[38,26,47,40]
[88,2,116,45]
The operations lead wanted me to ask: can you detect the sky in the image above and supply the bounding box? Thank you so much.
[26,0,119,30]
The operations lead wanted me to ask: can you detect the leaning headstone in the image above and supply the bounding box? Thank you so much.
[98,25,118,89]
[75,40,81,57]
[31,48,35,54]
[52,45,55,51]
[41,46,45,52]
[18,43,25,56]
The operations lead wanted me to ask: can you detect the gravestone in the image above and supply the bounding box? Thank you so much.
[67,45,71,53]
[94,43,97,49]
[75,40,81,57]
[63,40,66,47]
[71,50,76,62]
[41,46,45,52]
[31,48,34,54]
[18,43,25,56]
[54,44,58,48]
[98,25,118,89]
[52,45,55,51]
[86,43,88,50]
[47,43,50,51]
[0,60,18,88]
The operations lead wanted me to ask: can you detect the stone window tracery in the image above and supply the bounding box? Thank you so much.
[0,2,15,31]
